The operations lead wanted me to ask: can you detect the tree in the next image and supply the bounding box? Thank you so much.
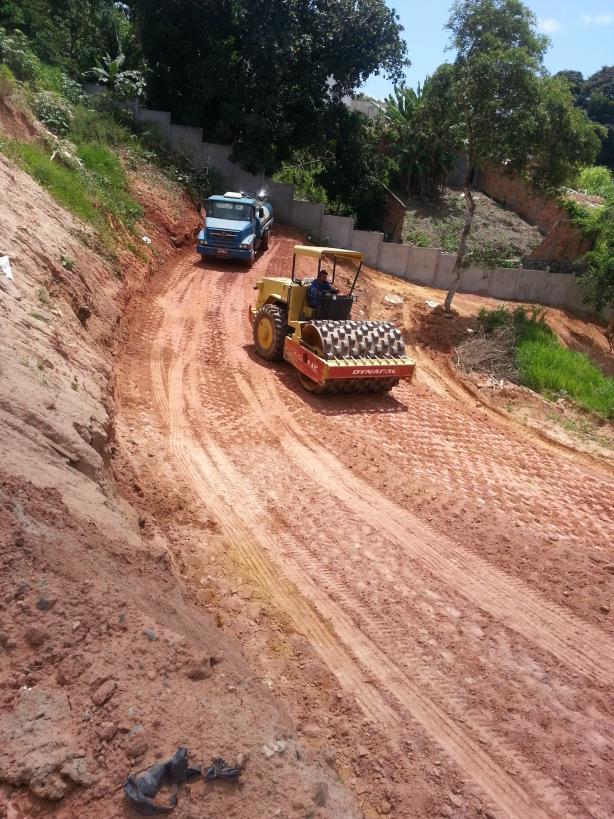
[581,197,614,313]
[555,66,614,170]
[555,70,584,104]
[133,0,408,171]
[531,76,604,189]
[442,0,600,311]
[382,65,463,198]
[315,105,393,230]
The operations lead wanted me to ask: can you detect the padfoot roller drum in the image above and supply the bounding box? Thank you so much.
[299,320,407,393]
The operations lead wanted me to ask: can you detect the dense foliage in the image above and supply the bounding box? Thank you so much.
[581,198,614,313]
[575,166,614,199]
[557,65,614,170]
[381,67,463,198]
[0,0,144,76]
[556,66,614,170]
[132,0,408,171]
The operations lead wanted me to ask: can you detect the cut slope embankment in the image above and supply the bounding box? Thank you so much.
[0,153,355,818]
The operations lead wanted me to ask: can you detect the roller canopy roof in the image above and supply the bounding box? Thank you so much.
[292,245,363,261]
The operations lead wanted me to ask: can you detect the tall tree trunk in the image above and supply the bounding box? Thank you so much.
[444,158,475,312]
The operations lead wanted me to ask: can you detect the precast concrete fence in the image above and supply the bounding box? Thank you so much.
[136,107,610,319]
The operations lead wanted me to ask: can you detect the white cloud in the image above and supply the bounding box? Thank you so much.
[537,17,563,33]
[580,12,614,25]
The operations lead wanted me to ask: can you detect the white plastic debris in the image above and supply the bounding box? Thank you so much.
[141,236,152,245]
[262,740,287,759]
[425,299,440,309]
[0,256,13,280]
[384,293,404,305]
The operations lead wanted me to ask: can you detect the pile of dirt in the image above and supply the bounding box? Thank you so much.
[0,148,354,816]
[402,187,543,263]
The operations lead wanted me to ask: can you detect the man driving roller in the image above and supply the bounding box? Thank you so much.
[308,268,339,308]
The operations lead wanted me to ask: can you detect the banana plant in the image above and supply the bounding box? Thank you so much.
[86,52,146,98]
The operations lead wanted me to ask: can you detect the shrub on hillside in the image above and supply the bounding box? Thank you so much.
[0,27,41,82]
[33,91,72,135]
[575,166,614,199]
[0,63,15,100]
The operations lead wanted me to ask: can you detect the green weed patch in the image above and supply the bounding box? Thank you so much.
[477,307,614,418]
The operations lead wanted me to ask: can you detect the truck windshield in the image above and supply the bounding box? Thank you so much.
[208,201,252,221]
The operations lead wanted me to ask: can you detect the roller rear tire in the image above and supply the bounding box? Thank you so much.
[253,304,287,361]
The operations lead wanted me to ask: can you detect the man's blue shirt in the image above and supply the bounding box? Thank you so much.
[308,278,335,307]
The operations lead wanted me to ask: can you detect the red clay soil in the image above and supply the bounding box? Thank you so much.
[1,153,354,818]
[112,225,614,818]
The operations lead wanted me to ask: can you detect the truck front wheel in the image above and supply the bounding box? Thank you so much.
[261,230,270,251]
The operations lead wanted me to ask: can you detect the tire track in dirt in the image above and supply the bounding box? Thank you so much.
[145,255,580,818]
[223,272,614,684]
[115,236,614,818]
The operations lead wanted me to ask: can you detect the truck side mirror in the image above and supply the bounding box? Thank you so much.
[258,207,264,218]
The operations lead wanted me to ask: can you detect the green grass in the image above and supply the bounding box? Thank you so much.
[575,165,614,200]
[4,140,102,226]
[2,137,142,240]
[478,307,614,418]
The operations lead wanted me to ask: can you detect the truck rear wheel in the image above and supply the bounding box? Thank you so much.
[253,304,287,361]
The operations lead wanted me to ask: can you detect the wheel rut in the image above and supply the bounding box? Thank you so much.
[117,236,614,819]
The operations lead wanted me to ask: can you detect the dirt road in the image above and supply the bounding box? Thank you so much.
[115,226,614,818]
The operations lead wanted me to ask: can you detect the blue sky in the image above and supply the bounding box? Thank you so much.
[362,0,614,99]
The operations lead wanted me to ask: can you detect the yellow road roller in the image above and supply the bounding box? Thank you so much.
[249,245,415,393]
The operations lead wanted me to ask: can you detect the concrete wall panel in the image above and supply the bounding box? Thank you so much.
[169,125,203,166]
[433,253,456,289]
[564,279,592,314]
[350,230,384,267]
[488,268,521,300]
[321,215,354,248]
[515,269,547,302]
[379,242,411,279]
[266,182,295,222]
[232,167,264,197]
[406,247,440,286]
[539,272,575,307]
[292,200,324,240]
[136,108,171,141]
[459,266,490,294]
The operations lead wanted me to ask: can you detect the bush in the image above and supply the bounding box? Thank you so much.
[0,63,15,100]
[69,105,131,147]
[273,159,329,206]
[575,166,614,199]
[33,90,72,135]
[54,72,86,105]
[0,27,42,83]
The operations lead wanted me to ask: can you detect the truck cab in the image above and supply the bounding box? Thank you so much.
[197,191,274,267]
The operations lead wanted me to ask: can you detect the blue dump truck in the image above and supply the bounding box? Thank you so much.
[197,191,274,267]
